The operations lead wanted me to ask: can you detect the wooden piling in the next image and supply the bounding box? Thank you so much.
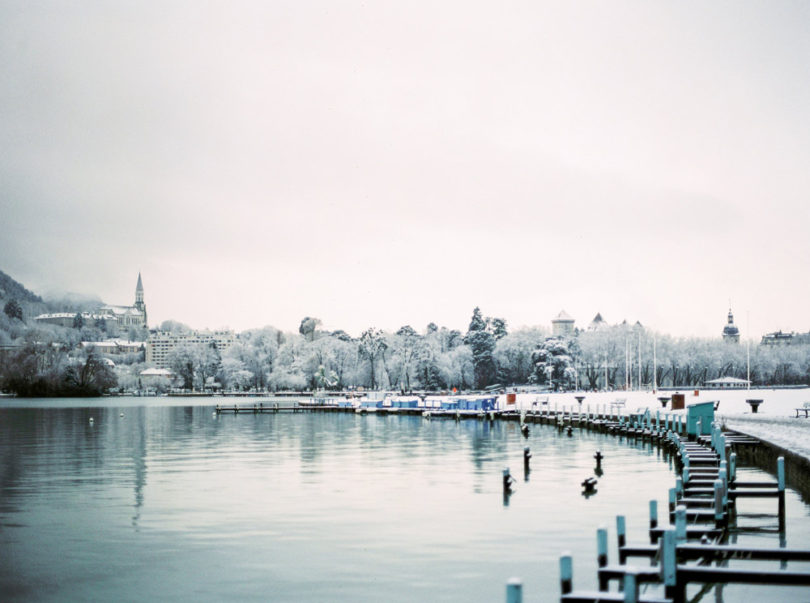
[778,456,786,531]
[597,526,608,568]
[505,577,522,603]
[560,553,573,595]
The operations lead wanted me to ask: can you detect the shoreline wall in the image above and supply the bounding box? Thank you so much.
[731,430,810,504]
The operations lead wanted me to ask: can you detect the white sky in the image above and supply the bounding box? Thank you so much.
[1,1,808,338]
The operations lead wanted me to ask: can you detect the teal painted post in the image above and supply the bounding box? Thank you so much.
[729,452,737,483]
[660,528,677,595]
[778,456,786,531]
[675,477,683,499]
[649,500,658,530]
[506,577,522,603]
[597,526,608,568]
[616,515,627,549]
[675,506,687,542]
[719,465,728,508]
[559,553,573,595]
[668,487,677,513]
[623,569,639,603]
[714,479,725,527]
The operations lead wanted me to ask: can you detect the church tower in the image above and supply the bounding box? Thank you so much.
[135,273,148,327]
[722,308,739,343]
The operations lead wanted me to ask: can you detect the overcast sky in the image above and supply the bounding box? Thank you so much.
[1,1,808,339]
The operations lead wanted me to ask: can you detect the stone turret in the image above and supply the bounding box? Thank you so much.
[722,308,739,343]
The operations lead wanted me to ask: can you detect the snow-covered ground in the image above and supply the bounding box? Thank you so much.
[502,387,810,461]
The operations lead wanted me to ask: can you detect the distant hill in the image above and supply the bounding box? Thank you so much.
[0,269,43,304]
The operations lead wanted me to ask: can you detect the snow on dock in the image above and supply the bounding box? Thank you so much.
[501,388,810,462]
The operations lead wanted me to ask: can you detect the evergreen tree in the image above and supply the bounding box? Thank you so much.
[3,299,23,321]
[465,307,496,389]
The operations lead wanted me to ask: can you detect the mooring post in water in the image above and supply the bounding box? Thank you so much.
[675,506,687,542]
[668,487,677,513]
[594,450,603,469]
[523,447,531,471]
[682,465,690,485]
[675,477,683,500]
[714,479,725,527]
[521,423,530,438]
[778,456,786,531]
[660,528,677,598]
[505,577,522,603]
[559,553,573,595]
[729,452,737,483]
[503,467,515,494]
[597,526,608,568]
[616,515,626,549]
[623,568,639,603]
[649,500,658,531]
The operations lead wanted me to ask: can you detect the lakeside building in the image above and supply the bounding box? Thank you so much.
[722,308,740,343]
[35,273,148,335]
[551,310,575,337]
[146,330,236,369]
[703,376,750,389]
[80,340,145,356]
[760,330,810,346]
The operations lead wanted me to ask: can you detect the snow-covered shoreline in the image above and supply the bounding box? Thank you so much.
[502,387,810,461]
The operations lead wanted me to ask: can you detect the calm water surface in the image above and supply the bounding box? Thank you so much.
[1,397,809,602]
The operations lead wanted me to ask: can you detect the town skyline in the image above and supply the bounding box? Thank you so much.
[19,269,801,342]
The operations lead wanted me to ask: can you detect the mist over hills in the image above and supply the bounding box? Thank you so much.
[0,269,104,318]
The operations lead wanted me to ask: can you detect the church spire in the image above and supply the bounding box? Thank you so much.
[135,272,144,304]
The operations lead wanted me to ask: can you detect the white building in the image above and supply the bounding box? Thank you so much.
[551,310,575,337]
[146,330,236,369]
[35,273,148,335]
[703,376,750,389]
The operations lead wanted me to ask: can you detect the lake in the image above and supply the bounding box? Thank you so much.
[1,397,809,602]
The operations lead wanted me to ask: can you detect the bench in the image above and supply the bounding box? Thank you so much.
[795,402,810,418]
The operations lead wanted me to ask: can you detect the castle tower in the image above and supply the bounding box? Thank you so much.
[135,272,147,327]
[551,310,575,337]
[722,308,739,343]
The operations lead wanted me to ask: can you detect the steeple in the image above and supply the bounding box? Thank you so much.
[134,272,147,327]
[136,272,144,304]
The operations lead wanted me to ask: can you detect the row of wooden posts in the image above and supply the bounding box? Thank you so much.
[502,415,810,603]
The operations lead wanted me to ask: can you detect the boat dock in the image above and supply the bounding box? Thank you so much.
[214,397,810,602]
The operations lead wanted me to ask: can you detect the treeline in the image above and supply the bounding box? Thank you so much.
[2,304,810,396]
[130,309,810,393]
[1,343,116,397]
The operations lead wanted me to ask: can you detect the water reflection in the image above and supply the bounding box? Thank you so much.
[1,401,809,602]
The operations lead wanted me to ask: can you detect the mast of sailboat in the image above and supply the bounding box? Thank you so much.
[747,310,751,390]
[653,334,657,392]
[638,330,642,391]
